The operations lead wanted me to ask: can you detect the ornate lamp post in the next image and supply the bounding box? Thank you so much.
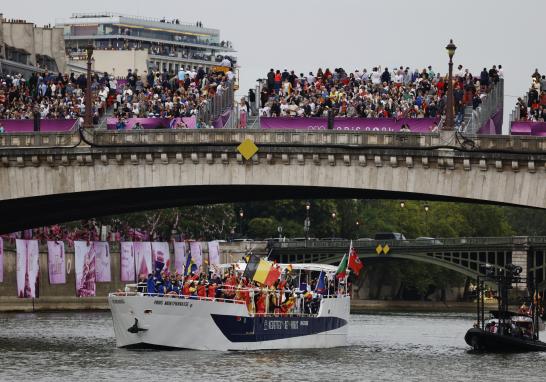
[424,202,430,235]
[399,201,405,233]
[331,211,337,238]
[304,201,311,240]
[84,43,94,129]
[238,208,244,237]
[445,39,457,130]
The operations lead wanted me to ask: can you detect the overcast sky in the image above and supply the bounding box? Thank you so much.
[3,0,545,132]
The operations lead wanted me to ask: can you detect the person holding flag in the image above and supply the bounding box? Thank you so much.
[336,241,364,278]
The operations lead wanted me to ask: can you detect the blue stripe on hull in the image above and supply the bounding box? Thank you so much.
[210,314,347,343]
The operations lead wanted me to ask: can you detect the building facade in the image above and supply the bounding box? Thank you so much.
[0,14,66,76]
[56,12,236,76]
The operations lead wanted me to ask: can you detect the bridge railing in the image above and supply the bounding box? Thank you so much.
[273,236,535,250]
[86,129,546,153]
[2,128,546,153]
[0,131,80,148]
[87,128,441,147]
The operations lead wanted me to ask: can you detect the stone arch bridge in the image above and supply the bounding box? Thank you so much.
[0,129,546,234]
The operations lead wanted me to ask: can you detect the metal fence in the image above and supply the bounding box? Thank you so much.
[464,79,504,135]
[197,80,235,127]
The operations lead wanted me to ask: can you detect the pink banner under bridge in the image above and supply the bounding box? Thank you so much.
[0,119,77,133]
[106,117,196,130]
[510,121,546,136]
[259,117,438,132]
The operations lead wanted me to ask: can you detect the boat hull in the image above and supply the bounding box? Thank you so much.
[108,294,349,351]
[465,328,546,352]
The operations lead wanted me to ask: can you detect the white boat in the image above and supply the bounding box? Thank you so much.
[108,263,350,351]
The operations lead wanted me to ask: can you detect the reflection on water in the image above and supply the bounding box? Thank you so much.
[1,311,545,381]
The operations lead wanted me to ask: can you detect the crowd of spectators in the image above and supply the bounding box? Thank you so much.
[0,64,234,128]
[112,65,233,122]
[516,68,546,122]
[259,65,502,124]
[0,71,91,120]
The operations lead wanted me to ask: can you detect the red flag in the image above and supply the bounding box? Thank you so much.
[348,247,363,276]
[263,265,282,287]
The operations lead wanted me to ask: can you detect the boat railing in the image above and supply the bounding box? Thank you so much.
[110,284,349,317]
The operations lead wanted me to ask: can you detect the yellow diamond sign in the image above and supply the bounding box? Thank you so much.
[237,138,259,160]
[375,245,383,255]
[383,244,390,255]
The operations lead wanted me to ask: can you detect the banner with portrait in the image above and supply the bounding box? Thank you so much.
[47,241,66,284]
[94,242,111,282]
[120,242,135,282]
[173,242,187,275]
[74,241,96,297]
[16,239,40,298]
[190,241,203,271]
[208,241,221,267]
[133,242,152,278]
[151,242,170,272]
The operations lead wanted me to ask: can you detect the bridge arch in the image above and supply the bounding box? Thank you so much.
[1,130,546,232]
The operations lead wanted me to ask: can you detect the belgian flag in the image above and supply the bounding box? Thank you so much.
[243,255,280,286]
[243,255,261,280]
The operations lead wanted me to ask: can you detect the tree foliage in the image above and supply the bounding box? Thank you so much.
[74,198,543,300]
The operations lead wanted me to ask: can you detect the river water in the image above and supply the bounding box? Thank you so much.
[0,311,545,381]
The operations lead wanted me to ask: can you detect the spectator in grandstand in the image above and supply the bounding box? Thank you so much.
[259,65,495,125]
[238,97,248,128]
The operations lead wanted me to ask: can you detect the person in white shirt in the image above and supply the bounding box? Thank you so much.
[497,65,504,79]
[221,57,231,67]
[370,68,381,85]
[361,69,369,82]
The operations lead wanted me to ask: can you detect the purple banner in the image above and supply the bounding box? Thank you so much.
[151,242,170,271]
[0,238,3,283]
[208,241,221,266]
[511,121,546,136]
[94,242,111,282]
[259,117,439,132]
[74,241,96,297]
[16,239,40,298]
[120,242,135,282]
[1,119,77,133]
[47,241,66,284]
[134,242,152,278]
[190,242,203,271]
[214,109,231,129]
[106,117,196,130]
[173,242,187,275]
[478,107,503,135]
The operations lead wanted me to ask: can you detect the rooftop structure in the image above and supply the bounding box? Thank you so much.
[0,14,66,76]
[56,12,236,76]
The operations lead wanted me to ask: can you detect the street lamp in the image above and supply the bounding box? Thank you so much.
[445,39,457,130]
[83,42,94,129]
[424,203,430,235]
[304,202,311,239]
[238,209,244,237]
[331,211,337,238]
[277,225,283,241]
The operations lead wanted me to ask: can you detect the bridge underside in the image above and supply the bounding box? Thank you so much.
[0,184,508,234]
